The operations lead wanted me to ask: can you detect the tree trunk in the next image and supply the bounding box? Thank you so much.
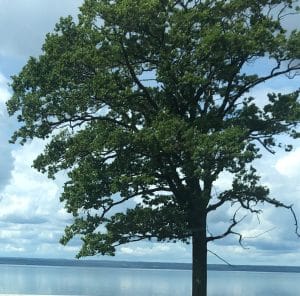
[192,215,207,296]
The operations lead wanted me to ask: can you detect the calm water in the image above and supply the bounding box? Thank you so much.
[0,264,299,296]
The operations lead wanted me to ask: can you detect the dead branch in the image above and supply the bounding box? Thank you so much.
[206,207,247,248]
[207,249,233,266]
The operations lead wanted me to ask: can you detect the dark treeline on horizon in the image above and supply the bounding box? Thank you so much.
[0,257,300,273]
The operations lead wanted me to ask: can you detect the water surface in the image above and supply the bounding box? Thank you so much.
[0,264,299,295]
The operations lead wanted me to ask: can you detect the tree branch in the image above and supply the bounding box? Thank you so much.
[99,186,171,220]
[207,249,233,266]
[206,193,228,213]
[207,207,247,246]
[221,63,300,116]
[118,36,158,111]
[264,197,300,237]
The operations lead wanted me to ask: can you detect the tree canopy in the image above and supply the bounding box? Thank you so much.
[7,0,300,295]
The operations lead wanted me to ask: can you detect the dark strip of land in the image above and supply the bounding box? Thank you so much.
[0,257,299,273]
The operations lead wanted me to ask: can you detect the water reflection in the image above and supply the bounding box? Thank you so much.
[208,271,300,296]
[0,265,191,296]
[0,264,299,295]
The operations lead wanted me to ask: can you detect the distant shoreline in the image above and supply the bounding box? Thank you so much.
[0,257,300,273]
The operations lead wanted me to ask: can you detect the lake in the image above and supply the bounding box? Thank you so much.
[0,264,299,295]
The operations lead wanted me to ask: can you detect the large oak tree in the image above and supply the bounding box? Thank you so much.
[7,0,300,295]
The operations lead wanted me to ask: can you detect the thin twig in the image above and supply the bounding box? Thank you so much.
[207,249,233,266]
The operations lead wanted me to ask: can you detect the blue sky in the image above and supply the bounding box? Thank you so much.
[0,0,300,265]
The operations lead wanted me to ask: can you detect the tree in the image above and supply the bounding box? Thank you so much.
[7,0,300,295]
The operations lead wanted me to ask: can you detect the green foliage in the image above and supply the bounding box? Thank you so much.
[7,0,300,258]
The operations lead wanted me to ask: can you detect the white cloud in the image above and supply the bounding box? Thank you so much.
[0,73,10,103]
[118,242,191,262]
[2,244,25,252]
[120,245,171,256]
[0,72,15,190]
[275,148,300,178]
[213,171,233,192]
[0,135,75,258]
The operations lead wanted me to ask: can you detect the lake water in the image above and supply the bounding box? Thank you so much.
[0,264,299,296]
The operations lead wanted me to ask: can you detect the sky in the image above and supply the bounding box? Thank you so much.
[0,0,300,266]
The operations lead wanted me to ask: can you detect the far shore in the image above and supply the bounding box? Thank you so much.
[0,257,300,273]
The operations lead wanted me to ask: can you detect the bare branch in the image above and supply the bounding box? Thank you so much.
[99,186,171,220]
[271,60,281,76]
[48,113,136,132]
[290,206,299,237]
[118,37,158,111]
[244,227,276,240]
[222,63,300,116]
[207,249,233,266]
[206,226,213,238]
[206,194,228,212]
[112,236,152,248]
[207,207,247,245]
[263,197,300,237]
[249,137,276,154]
